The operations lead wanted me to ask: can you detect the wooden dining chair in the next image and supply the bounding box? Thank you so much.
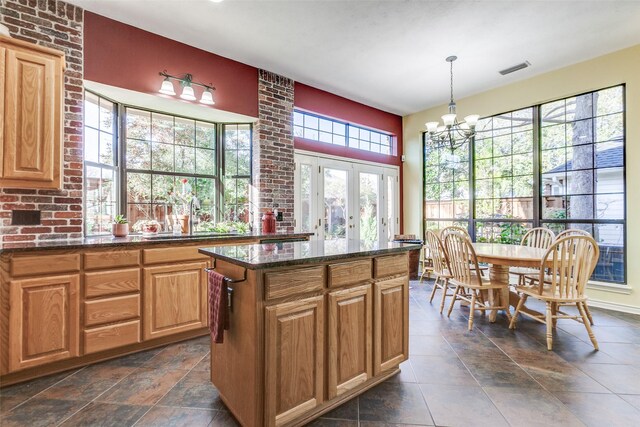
[440,225,488,277]
[443,231,512,330]
[419,244,434,282]
[424,230,454,313]
[509,235,600,351]
[511,228,555,286]
[556,228,591,239]
[554,228,594,325]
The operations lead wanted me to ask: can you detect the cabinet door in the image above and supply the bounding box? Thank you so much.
[8,274,80,372]
[1,45,63,188]
[373,276,408,374]
[265,296,324,427]
[327,284,372,399]
[143,261,208,340]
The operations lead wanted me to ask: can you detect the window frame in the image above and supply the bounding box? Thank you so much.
[422,84,627,284]
[293,109,394,155]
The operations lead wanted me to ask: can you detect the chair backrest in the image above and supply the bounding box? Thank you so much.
[440,226,470,242]
[556,228,591,240]
[521,227,555,249]
[443,231,484,287]
[536,235,600,299]
[424,230,450,276]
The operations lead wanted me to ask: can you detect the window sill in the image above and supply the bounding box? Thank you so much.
[587,280,632,294]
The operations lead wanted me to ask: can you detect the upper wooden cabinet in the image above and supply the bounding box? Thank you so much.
[0,36,65,189]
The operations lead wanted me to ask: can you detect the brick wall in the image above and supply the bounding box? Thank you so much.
[254,70,295,233]
[0,0,84,242]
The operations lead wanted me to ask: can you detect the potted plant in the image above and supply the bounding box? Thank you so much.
[112,215,129,237]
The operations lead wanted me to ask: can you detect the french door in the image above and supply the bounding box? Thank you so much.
[294,153,399,243]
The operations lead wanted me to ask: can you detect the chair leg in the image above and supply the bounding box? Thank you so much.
[545,302,553,351]
[439,279,449,314]
[468,291,477,331]
[447,285,460,317]
[578,302,599,351]
[551,302,558,329]
[502,287,512,322]
[509,294,527,329]
[429,276,439,303]
[583,302,594,326]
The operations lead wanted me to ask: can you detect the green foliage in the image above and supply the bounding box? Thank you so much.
[113,214,128,224]
[198,221,250,234]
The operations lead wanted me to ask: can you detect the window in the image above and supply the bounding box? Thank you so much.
[83,91,253,236]
[223,124,252,222]
[84,92,117,235]
[423,85,626,284]
[124,108,219,232]
[293,110,393,155]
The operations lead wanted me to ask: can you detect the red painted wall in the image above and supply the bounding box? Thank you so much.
[294,83,404,231]
[84,12,258,118]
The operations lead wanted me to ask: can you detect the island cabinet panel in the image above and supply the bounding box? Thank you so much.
[373,254,408,279]
[373,276,409,375]
[328,260,372,288]
[8,274,79,372]
[0,37,64,189]
[142,261,208,340]
[265,295,324,427]
[264,266,325,300]
[327,284,372,399]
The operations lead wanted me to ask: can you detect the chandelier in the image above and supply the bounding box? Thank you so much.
[425,56,479,151]
[158,70,216,105]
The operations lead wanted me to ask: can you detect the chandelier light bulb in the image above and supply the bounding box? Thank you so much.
[180,84,196,101]
[200,88,215,105]
[159,77,176,96]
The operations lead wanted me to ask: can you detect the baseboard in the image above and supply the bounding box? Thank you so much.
[587,299,640,315]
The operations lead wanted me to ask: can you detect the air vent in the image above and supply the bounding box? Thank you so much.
[499,61,531,75]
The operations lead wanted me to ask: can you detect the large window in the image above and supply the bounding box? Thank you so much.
[423,85,626,284]
[293,110,393,155]
[83,91,252,236]
[84,92,117,235]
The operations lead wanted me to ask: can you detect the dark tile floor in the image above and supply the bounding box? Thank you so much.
[2,279,640,426]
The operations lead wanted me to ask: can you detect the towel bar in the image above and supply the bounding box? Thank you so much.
[205,266,246,313]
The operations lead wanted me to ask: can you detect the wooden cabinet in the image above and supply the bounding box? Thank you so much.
[0,36,64,189]
[327,284,372,399]
[265,295,324,427]
[142,261,208,340]
[8,274,79,372]
[373,276,409,374]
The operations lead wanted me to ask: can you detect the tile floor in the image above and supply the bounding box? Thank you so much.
[2,279,640,426]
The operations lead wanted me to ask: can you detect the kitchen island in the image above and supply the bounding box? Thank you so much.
[199,239,421,427]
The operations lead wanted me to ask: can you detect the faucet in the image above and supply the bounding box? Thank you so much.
[189,196,200,235]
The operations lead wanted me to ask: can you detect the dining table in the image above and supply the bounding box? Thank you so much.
[472,242,548,321]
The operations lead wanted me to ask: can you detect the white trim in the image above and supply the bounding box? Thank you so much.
[586,299,640,315]
[587,280,632,295]
[295,149,400,172]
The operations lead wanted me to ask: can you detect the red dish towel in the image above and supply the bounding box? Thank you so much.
[208,269,229,343]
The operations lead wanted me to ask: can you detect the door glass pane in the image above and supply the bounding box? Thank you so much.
[387,175,395,241]
[323,168,348,240]
[359,172,378,242]
[300,164,312,232]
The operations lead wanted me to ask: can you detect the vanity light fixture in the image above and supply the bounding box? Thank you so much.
[158,70,216,105]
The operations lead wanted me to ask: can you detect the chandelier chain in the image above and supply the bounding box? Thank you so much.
[450,59,454,104]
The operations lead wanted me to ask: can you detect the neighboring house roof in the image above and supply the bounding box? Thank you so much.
[546,145,623,174]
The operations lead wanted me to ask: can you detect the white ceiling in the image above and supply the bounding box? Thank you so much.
[70,0,640,116]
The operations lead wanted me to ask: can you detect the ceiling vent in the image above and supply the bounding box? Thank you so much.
[499,61,531,75]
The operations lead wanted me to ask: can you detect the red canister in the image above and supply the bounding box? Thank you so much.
[262,211,276,233]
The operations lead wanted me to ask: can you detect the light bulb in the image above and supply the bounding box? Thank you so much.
[425,122,439,133]
[159,78,176,96]
[464,114,479,128]
[200,89,215,105]
[442,113,456,127]
[180,84,196,101]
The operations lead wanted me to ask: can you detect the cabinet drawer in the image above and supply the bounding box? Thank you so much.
[84,268,140,298]
[373,254,407,279]
[84,250,140,270]
[84,320,141,355]
[11,253,80,277]
[265,266,325,300]
[143,246,209,264]
[84,294,140,327]
[328,259,371,288]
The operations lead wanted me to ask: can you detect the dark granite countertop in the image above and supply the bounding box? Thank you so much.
[198,239,422,269]
[0,232,313,254]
